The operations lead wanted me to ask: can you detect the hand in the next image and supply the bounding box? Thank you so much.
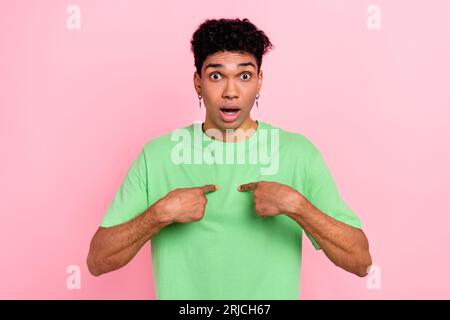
[238,181,304,218]
[153,185,218,224]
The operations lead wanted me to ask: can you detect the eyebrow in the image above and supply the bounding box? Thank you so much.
[204,62,257,71]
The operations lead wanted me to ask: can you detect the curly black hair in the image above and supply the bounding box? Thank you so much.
[190,18,274,76]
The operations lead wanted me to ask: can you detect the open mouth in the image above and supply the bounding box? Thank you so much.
[219,107,241,122]
[220,107,240,114]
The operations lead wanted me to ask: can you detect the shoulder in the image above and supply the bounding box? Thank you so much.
[262,121,320,156]
[141,123,194,155]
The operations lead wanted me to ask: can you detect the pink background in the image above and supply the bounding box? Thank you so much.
[1,0,449,299]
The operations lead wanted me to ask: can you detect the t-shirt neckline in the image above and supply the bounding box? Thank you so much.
[198,120,267,145]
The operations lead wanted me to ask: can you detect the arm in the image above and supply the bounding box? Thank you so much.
[239,181,372,277]
[87,184,217,276]
[87,203,170,277]
[284,195,372,277]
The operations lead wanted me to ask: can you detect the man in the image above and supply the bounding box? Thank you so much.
[87,18,372,299]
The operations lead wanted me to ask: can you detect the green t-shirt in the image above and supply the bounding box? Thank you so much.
[100,120,362,299]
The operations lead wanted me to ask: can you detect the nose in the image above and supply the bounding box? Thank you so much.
[222,79,239,100]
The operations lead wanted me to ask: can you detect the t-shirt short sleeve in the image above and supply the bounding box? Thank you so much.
[100,148,149,228]
[304,146,362,250]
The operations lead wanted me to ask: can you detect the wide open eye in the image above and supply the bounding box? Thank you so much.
[209,72,222,80]
[240,72,252,80]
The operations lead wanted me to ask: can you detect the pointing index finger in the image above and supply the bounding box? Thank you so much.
[238,182,258,192]
[200,184,218,194]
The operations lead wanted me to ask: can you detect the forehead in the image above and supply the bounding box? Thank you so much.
[202,51,256,68]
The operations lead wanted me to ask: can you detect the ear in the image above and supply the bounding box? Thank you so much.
[193,71,202,96]
[257,69,263,92]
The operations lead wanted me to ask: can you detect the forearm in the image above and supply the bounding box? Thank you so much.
[285,195,372,277]
[87,204,170,276]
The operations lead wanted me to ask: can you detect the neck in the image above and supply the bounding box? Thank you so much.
[202,117,258,143]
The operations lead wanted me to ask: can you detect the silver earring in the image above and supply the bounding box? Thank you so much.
[198,95,202,109]
[256,93,260,108]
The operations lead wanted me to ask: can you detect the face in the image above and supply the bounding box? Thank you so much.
[193,51,263,131]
